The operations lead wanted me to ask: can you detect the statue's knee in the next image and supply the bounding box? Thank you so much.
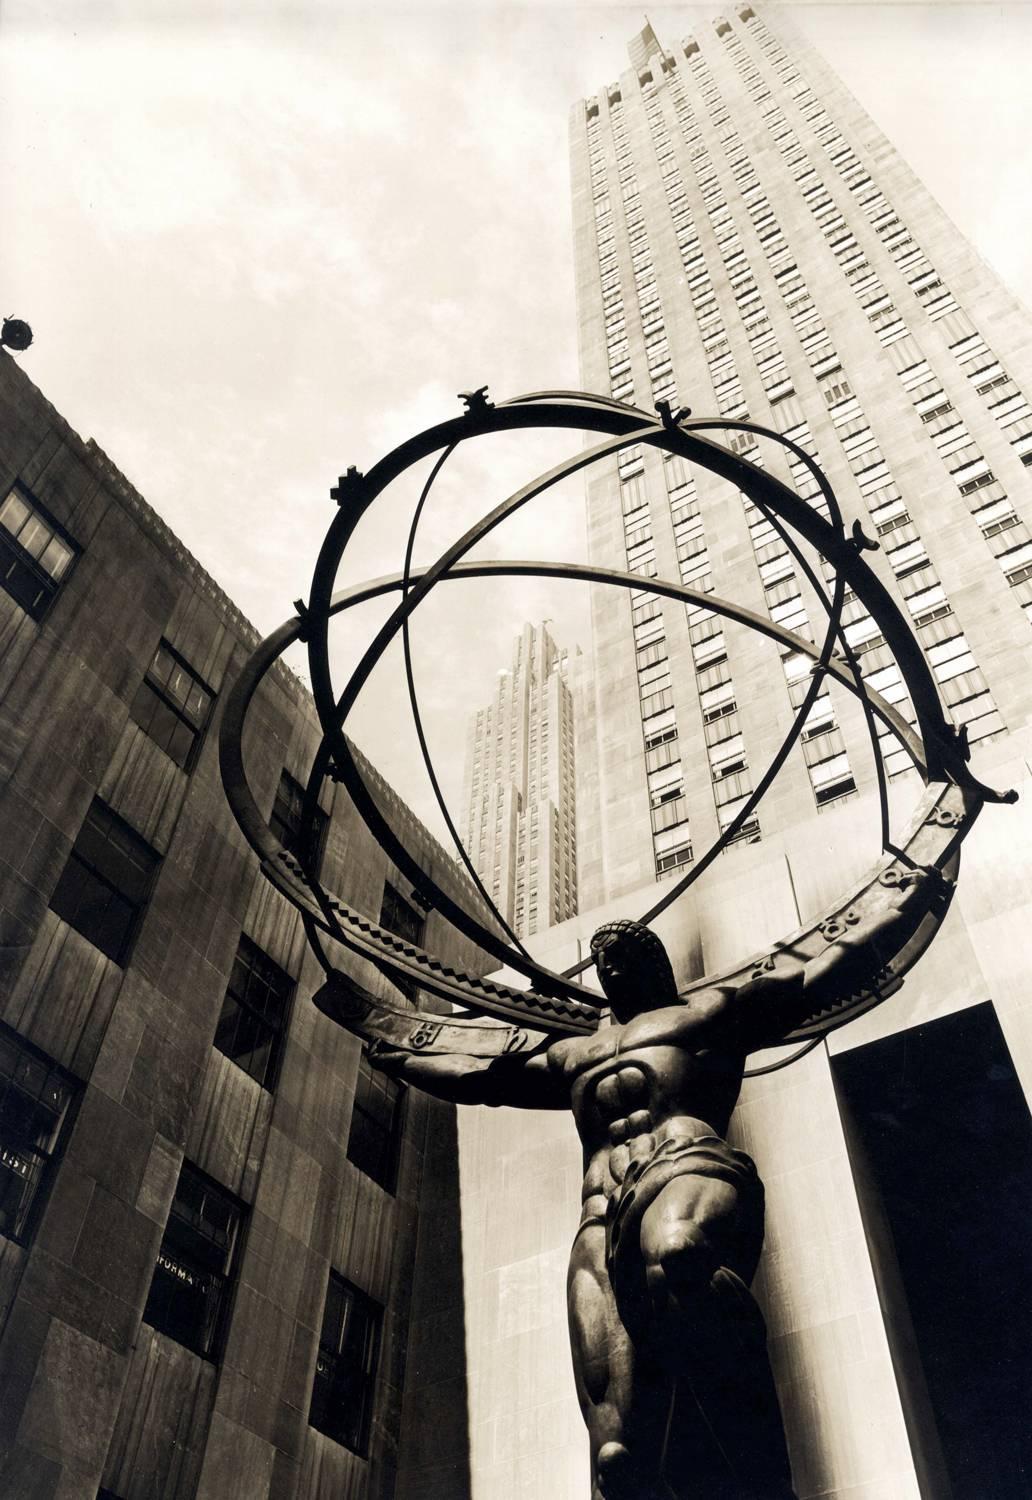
[596,1441,634,1500]
[646,1220,715,1295]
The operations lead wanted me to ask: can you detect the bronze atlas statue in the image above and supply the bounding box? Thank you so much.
[219,389,1014,1499]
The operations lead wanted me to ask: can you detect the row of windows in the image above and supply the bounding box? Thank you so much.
[621,463,689,878]
[587,109,640,406]
[2,1020,399,1452]
[635,87,769,841]
[43,784,412,1171]
[797,70,1032,458]
[737,11,1032,627]
[663,62,857,813]
[591,43,1007,807]
[48,768,328,969]
[727,31,1018,710]
[741,16,1032,492]
[0,484,221,772]
[0,484,76,619]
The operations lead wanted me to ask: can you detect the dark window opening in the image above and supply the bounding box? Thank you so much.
[644,724,678,752]
[378,882,426,1000]
[49,799,160,965]
[270,769,328,871]
[0,1026,77,1245]
[656,844,693,874]
[129,640,213,771]
[722,816,761,847]
[0,484,77,620]
[347,1055,405,1193]
[833,1004,1032,1500]
[213,936,293,1090]
[142,1161,245,1362]
[309,1272,382,1456]
[815,776,857,807]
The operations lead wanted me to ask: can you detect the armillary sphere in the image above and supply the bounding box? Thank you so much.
[219,388,1015,1077]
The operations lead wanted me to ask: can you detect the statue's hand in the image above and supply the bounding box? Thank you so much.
[366,1038,412,1075]
[364,1041,494,1105]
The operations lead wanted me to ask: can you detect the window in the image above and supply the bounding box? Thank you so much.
[347,1054,405,1192]
[811,752,857,806]
[655,840,693,874]
[887,539,930,580]
[49,799,160,965]
[998,540,1032,584]
[379,883,426,1000]
[129,641,213,771]
[214,937,293,1089]
[638,660,671,695]
[718,796,761,844]
[927,634,977,684]
[700,680,736,722]
[142,1162,245,1361]
[0,1027,77,1245]
[0,484,77,620]
[648,758,685,809]
[310,1273,383,1455]
[270,770,328,870]
[643,706,677,751]
[708,732,747,778]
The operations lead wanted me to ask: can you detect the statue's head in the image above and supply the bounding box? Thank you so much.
[589,919,678,1022]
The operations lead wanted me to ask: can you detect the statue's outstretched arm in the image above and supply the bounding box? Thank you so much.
[311,969,567,1109]
[368,1042,567,1111]
[727,862,942,1053]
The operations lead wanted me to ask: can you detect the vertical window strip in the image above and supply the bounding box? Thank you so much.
[721,25,1020,689]
[586,112,634,405]
[624,462,693,875]
[669,53,862,805]
[739,9,1032,488]
[682,33,999,751]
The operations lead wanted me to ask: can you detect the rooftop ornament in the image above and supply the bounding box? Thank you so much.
[1,317,33,353]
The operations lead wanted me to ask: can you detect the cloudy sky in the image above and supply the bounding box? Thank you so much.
[3,0,1030,843]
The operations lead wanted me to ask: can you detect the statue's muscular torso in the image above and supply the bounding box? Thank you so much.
[544,1000,746,1223]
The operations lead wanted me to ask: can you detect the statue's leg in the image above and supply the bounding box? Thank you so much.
[567,1221,654,1500]
[637,1174,796,1499]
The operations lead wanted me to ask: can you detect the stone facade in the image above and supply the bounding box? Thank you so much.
[0,347,484,1500]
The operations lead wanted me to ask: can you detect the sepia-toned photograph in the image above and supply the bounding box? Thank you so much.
[1,3,1030,1497]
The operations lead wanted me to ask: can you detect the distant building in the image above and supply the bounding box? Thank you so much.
[0,347,483,1500]
[460,622,578,939]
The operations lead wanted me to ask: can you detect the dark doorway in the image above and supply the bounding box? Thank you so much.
[833,1003,1032,1500]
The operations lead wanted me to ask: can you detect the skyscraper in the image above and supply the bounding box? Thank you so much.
[451,13,1032,1499]
[460,622,578,939]
[570,7,1032,908]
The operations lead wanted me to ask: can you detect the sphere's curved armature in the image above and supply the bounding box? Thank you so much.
[218,389,1014,1068]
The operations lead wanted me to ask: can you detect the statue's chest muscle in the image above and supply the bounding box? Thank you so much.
[554,1008,699,1086]
[620,1008,697,1052]
[551,1031,617,1080]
